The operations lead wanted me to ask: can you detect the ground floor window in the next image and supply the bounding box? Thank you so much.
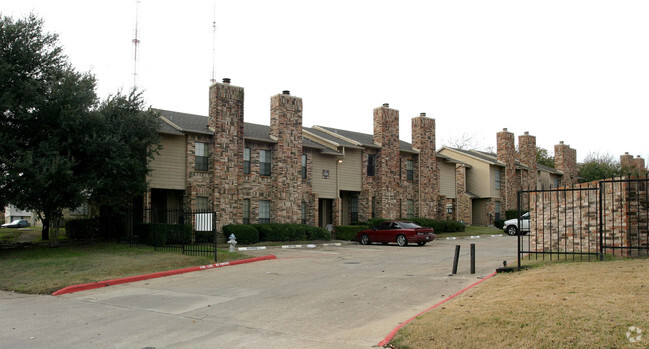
[243,199,250,224]
[494,201,501,221]
[259,200,271,223]
[407,199,414,219]
[350,197,359,223]
[301,201,307,224]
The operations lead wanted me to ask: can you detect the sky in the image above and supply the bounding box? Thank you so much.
[4,0,649,162]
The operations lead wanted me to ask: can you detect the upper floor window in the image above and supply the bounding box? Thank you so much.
[302,154,307,179]
[260,150,271,176]
[367,154,376,176]
[243,148,251,174]
[195,142,208,171]
[259,200,271,223]
[243,199,250,224]
[495,168,502,190]
[407,199,414,219]
[406,160,414,181]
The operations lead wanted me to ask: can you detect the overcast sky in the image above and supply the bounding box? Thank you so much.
[4,0,649,162]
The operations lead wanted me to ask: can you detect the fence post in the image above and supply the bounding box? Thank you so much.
[470,243,475,274]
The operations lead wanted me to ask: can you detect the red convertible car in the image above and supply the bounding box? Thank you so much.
[356,221,435,247]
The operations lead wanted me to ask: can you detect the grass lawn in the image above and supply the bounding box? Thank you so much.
[389,258,649,348]
[0,242,254,294]
[437,225,503,238]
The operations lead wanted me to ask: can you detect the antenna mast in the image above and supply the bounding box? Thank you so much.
[132,0,141,89]
[210,3,217,84]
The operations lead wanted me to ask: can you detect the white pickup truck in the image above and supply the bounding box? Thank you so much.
[503,212,530,236]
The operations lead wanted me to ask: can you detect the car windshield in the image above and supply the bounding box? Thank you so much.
[398,222,422,229]
[10,220,22,224]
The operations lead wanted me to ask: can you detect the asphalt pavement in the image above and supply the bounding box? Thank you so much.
[0,235,516,348]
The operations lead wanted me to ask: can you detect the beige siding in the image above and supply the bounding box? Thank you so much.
[438,161,456,198]
[312,152,337,199]
[338,148,362,191]
[148,134,186,190]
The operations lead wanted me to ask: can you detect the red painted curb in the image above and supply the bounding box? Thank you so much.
[52,255,277,296]
[377,271,498,347]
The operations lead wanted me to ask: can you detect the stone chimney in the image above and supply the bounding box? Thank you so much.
[518,131,537,190]
[209,78,245,230]
[412,113,438,218]
[634,155,646,174]
[497,128,517,210]
[620,152,634,172]
[372,103,400,219]
[270,90,304,223]
[554,141,578,186]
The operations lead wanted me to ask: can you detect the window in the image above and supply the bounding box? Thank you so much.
[243,148,251,174]
[301,154,307,179]
[260,150,271,176]
[495,168,502,190]
[243,199,250,224]
[553,176,560,188]
[367,154,376,176]
[350,197,359,223]
[407,199,414,219]
[494,201,501,221]
[406,160,414,181]
[197,196,209,211]
[195,142,208,171]
[301,201,307,224]
[259,200,270,223]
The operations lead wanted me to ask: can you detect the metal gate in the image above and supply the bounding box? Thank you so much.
[127,208,218,261]
[518,177,649,267]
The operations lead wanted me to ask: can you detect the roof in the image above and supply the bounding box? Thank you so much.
[437,153,472,168]
[537,163,562,175]
[153,109,212,135]
[315,126,418,153]
[441,147,534,170]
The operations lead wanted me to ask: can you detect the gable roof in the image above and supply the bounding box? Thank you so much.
[314,125,418,153]
[153,109,212,135]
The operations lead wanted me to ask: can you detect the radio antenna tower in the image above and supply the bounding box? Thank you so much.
[132,0,141,89]
[210,3,217,84]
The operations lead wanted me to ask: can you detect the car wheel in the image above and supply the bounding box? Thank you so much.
[396,234,408,247]
[417,242,427,246]
[506,225,518,236]
[360,234,370,245]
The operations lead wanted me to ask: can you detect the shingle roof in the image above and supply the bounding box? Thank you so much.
[315,126,417,153]
[537,163,562,175]
[153,109,212,135]
[243,123,275,143]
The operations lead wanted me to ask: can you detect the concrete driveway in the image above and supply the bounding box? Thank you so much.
[0,235,516,348]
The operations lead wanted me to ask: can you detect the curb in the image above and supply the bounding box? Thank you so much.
[237,242,344,251]
[377,271,498,347]
[51,255,277,296]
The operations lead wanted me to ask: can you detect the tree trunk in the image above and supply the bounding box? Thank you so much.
[41,218,50,241]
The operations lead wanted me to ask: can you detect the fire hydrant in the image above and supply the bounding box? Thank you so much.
[227,234,237,252]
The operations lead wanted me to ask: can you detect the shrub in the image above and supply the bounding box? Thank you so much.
[494,218,505,229]
[334,225,369,241]
[135,223,192,246]
[367,218,387,228]
[66,219,100,239]
[223,224,259,245]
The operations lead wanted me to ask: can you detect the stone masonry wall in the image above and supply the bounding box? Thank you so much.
[412,114,439,218]
[455,164,472,224]
[185,133,214,211]
[554,141,578,186]
[518,131,537,191]
[372,104,401,219]
[497,128,517,211]
[529,178,648,257]
[209,79,244,232]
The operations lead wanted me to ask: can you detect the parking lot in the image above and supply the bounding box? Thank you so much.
[1,235,516,348]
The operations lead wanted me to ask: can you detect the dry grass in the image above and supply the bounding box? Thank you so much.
[389,259,649,348]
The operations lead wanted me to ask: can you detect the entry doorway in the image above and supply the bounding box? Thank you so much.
[318,199,333,229]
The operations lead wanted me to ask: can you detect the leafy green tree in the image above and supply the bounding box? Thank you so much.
[1,14,160,244]
[536,147,555,168]
[578,152,620,183]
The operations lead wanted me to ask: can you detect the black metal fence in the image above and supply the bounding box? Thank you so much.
[127,209,218,261]
[518,177,649,266]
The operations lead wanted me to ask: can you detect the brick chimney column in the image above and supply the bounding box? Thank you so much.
[373,103,400,219]
[554,141,578,186]
[518,131,537,191]
[497,128,517,210]
[412,113,439,218]
[270,90,304,223]
[209,78,244,231]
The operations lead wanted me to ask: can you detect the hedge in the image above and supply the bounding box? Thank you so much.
[135,223,193,246]
[223,223,331,244]
[333,225,369,241]
[223,224,259,245]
